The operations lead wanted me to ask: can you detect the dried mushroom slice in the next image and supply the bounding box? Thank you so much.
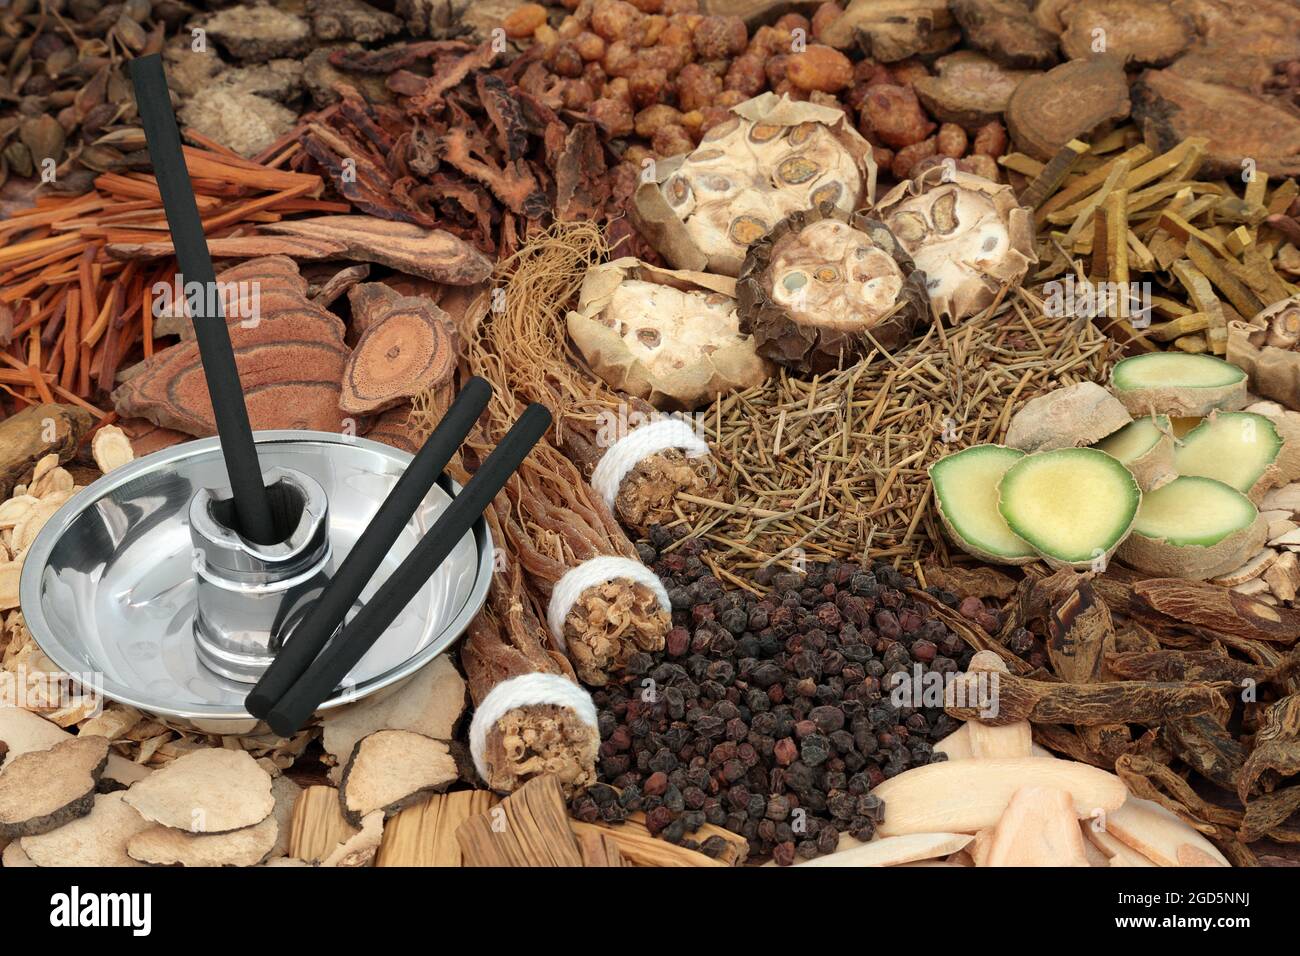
[878,164,1035,321]
[659,113,867,276]
[122,747,274,833]
[338,730,461,827]
[737,205,930,374]
[0,735,109,839]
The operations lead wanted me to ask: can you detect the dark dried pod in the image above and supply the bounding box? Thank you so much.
[736,202,930,373]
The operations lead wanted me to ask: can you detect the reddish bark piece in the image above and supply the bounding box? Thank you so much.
[1132,70,1300,179]
[554,123,611,223]
[260,215,494,284]
[113,258,351,436]
[340,296,457,415]
[107,235,350,262]
[1006,56,1131,160]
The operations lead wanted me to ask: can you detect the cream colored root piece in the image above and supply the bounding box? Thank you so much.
[1087,820,1159,867]
[126,816,278,867]
[983,786,1091,866]
[20,792,151,867]
[1005,382,1132,452]
[873,757,1128,837]
[1103,797,1230,867]
[91,425,134,474]
[965,651,1033,759]
[121,747,274,833]
[791,832,973,867]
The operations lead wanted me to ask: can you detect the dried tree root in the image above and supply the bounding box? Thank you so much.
[610,448,715,533]
[946,671,1230,727]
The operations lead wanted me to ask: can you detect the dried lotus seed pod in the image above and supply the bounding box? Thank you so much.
[877,162,1036,321]
[658,111,870,276]
[1256,294,1300,351]
[736,204,931,374]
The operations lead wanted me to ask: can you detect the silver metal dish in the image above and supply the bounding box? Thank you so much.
[19,430,493,736]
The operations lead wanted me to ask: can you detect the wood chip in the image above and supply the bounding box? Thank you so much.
[457,774,583,867]
[1211,549,1280,587]
[376,790,497,867]
[287,785,356,864]
[122,747,274,833]
[1263,551,1300,603]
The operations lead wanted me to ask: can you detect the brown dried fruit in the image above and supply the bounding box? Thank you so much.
[878,164,1036,320]
[1058,0,1193,67]
[973,120,1008,157]
[861,84,935,148]
[723,55,766,98]
[503,3,549,38]
[693,15,747,59]
[635,103,684,139]
[787,45,854,93]
[592,0,643,41]
[575,30,607,61]
[591,96,635,136]
[652,123,695,157]
[937,122,968,158]
[812,2,845,42]
[891,136,938,179]
[737,205,930,372]
[546,40,586,78]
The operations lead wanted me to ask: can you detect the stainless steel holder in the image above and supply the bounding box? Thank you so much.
[190,466,333,684]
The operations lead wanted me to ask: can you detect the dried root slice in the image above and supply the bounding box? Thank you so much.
[321,810,383,867]
[1058,0,1193,67]
[1005,55,1130,160]
[126,816,279,868]
[1092,415,1176,491]
[0,735,108,839]
[339,297,456,415]
[338,730,460,827]
[1211,549,1279,588]
[91,425,135,474]
[877,164,1036,322]
[321,654,466,785]
[794,832,973,867]
[1258,296,1300,351]
[20,792,151,867]
[873,757,1128,837]
[930,445,1037,565]
[562,580,670,687]
[912,51,1040,129]
[1175,412,1286,504]
[1087,821,1158,866]
[0,706,71,769]
[951,0,1060,69]
[735,204,930,374]
[1103,796,1229,867]
[1118,477,1267,581]
[1109,352,1248,417]
[481,704,599,795]
[998,448,1141,570]
[984,786,1092,866]
[1005,382,1132,452]
[122,747,274,833]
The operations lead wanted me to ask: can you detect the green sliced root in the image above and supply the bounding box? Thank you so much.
[1174,411,1285,503]
[997,447,1141,571]
[1117,476,1268,580]
[1109,353,1248,417]
[929,445,1037,565]
[1092,415,1175,491]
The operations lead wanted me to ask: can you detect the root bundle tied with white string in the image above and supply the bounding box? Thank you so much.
[462,559,598,796]
[427,221,717,535]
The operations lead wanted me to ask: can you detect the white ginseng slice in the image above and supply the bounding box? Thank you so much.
[1109,352,1248,416]
[1092,415,1175,491]
[790,832,974,867]
[929,444,1036,564]
[997,447,1141,570]
[872,757,1129,837]
[1118,476,1267,580]
[1174,412,1285,503]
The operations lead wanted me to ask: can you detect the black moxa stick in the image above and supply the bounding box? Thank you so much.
[129,53,276,544]
[245,376,493,718]
[264,403,552,737]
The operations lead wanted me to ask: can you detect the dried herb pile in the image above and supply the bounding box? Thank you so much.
[672,293,1116,573]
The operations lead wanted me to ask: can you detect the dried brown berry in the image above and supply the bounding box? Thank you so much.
[591,0,643,41]
[724,54,767,98]
[652,123,695,157]
[589,96,635,137]
[635,103,684,139]
[546,41,586,78]
[503,3,548,39]
[574,31,607,61]
[937,122,968,159]
[786,45,854,93]
[862,85,936,149]
[693,15,747,59]
[891,136,938,179]
[678,62,725,111]
[973,120,1009,158]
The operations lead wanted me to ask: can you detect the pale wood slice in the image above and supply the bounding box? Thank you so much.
[1104,796,1230,867]
[872,757,1128,836]
[287,785,356,863]
[793,832,973,867]
[984,785,1091,866]
[1087,821,1159,866]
